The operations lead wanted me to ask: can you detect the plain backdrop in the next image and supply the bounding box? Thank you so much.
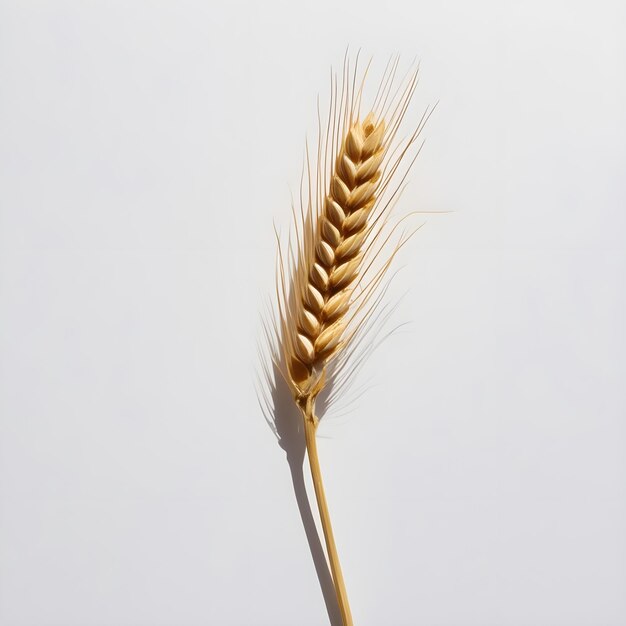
[1,1,625,625]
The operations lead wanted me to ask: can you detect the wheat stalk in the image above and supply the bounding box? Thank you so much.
[264,55,434,626]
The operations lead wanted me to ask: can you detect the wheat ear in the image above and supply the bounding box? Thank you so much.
[267,57,432,626]
[289,113,385,398]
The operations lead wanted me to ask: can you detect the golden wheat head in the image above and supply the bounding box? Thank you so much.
[272,57,433,418]
[287,113,385,394]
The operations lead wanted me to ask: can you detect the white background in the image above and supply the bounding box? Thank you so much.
[1,1,625,625]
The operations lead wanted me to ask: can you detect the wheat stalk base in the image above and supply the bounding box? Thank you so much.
[302,402,354,626]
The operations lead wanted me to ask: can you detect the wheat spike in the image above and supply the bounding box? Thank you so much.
[265,56,434,626]
[288,112,385,401]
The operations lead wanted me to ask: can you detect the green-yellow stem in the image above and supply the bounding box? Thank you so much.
[303,409,354,626]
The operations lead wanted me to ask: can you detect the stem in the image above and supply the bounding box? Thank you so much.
[303,409,354,626]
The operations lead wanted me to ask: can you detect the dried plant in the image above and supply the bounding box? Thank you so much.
[260,55,435,626]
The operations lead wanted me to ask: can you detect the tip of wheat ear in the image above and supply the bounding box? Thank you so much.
[287,113,386,399]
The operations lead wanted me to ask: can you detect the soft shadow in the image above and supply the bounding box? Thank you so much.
[262,363,342,626]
